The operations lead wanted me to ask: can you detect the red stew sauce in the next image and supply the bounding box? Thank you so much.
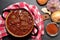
[6,9,34,37]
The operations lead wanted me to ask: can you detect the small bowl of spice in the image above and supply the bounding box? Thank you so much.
[46,22,59,36]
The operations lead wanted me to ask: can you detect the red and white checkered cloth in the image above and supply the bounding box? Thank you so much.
[0,15,8,40]
[3,2,44,40]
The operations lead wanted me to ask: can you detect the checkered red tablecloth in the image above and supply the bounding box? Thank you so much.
[0,2,44,40]
[0,15,8,40]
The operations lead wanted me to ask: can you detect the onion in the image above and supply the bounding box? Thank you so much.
[46,0,60,12]
[51,10,60,22]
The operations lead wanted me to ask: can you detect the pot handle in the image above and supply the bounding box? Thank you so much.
[31,25,38,36]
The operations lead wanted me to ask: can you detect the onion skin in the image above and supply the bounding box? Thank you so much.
[51,10,60,22]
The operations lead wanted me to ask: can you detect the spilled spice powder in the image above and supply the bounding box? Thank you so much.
[46,23,58,34]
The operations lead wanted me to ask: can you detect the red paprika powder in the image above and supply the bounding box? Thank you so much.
[46,23,58,35]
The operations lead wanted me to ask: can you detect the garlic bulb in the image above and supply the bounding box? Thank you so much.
[41,7,51,15]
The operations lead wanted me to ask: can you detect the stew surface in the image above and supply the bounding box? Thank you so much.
[6,9,34,36]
